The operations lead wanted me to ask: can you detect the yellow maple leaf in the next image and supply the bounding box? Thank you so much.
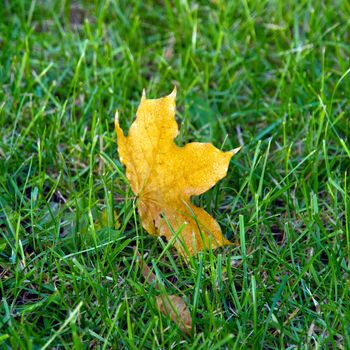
[115,88,240,256]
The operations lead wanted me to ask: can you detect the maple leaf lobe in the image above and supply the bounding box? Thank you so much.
[115,89,240,256]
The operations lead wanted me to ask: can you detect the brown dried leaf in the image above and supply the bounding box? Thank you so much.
[156,294,192,334]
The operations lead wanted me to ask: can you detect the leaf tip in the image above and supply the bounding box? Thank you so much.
[229,146,242,156]
[168,86,177,99]
[114,110,119,125]
[115,110,125,138]
[115,110,122,132]
[141,88,147,101]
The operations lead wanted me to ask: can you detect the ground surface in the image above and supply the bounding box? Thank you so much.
[1,1,350,349]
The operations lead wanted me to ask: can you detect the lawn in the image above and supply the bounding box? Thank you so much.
[1,0,350,349]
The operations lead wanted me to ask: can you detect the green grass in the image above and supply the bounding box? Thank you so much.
[1,0,350,348]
